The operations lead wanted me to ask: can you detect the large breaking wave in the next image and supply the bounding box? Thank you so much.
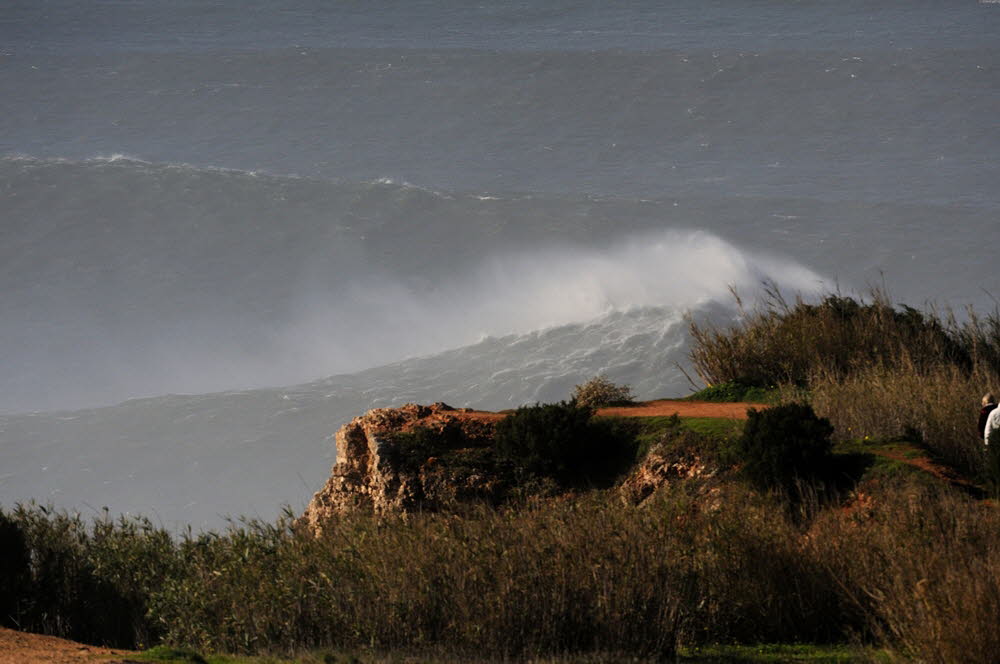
[1,155,826,413]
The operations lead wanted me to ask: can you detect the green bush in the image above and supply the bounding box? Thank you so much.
[738,403,834,495]
[685,380,777,403]
[494,401,633,487]
[386,420,470,471]
[571,375,635,408]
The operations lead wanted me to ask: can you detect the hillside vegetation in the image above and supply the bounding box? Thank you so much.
[690,286,1000,477]
[3,290,1000,663]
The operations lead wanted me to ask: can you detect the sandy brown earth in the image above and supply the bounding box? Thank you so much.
[0,627,134,664]
[597,399,765,419]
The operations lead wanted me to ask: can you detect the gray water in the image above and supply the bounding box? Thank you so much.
[2,0,998,528]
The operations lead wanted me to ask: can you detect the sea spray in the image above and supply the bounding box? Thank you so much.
[1,155,826,413]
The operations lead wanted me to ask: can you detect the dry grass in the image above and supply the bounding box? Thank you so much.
[802,363,994,475]
[2,487,861,658]
[688,286,975,390]
[807,482,1000,664]
[682,286,1000,660]
[688,286,1000,476]
[7,477,1000,662]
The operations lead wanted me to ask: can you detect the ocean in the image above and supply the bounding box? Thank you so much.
[2,0,998,528]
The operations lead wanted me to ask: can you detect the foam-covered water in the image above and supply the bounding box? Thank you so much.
[2,0,998,526]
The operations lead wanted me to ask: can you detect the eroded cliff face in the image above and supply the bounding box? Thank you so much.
[300,402,718,535]
[299,403,506,534]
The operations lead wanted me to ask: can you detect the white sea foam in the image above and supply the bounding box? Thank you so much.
[94,152,148,164]
[285,228,827,378]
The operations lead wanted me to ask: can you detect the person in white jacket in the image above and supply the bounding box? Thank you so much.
[985,401,1000,446]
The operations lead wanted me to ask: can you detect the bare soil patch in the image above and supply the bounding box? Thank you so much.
[0,627,133,664]
[597,399,764,420]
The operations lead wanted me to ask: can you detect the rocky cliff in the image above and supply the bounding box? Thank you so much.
[299,402,508,534]
[300,402,718,534]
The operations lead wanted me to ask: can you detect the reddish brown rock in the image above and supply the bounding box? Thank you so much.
[299,403,504,534]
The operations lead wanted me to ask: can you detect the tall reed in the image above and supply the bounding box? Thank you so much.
[804,362,994,475]
[2,488,864,658]
[0,504,177,648]
[807,481,1000,664]
[156,498,695,659]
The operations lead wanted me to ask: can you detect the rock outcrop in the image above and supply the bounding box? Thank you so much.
[299,403,506,534]
[300,401,723,534]
[619,445,716,506]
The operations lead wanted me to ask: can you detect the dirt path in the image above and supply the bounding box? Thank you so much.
[870,447,984,495]
[0,627,133,664]
[408,400,762,435]
[597,399,765,419]
[448,399,764,422]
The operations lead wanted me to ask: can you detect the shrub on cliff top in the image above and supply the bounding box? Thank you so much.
[387,419,470,471]
[495,401,634,487]
[571,375,635,408]
[738,402,834,496]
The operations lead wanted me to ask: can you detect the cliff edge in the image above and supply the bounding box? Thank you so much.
[299,402,508,534]
[300,401,724,535]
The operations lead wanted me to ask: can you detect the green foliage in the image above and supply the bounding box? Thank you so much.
[136,645,209,663]
[610,413,741,467]
[680,642,871,662]
[570,375,635,408]
[679,416,745,441]
[494,401,635,486]
[0,504,179,648]
[614,413,683,461]
[685,380,778,404]
[738,403,835,495]
[386,420,470,471]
